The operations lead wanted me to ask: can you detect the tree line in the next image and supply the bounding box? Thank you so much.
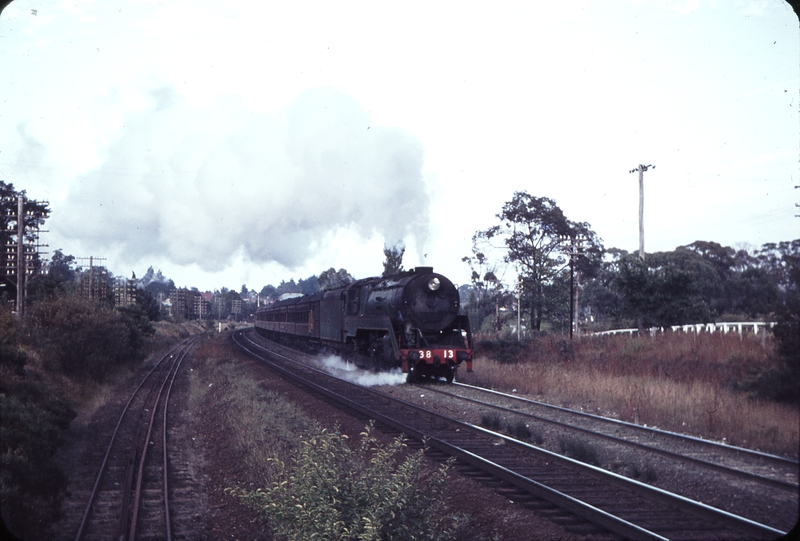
[461,191,799,337]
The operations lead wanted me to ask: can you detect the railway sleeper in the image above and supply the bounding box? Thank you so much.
[634,520,723,532]
[564,523,609,536]
[550,515,589,527]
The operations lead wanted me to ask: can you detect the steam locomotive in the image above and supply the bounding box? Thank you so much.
[254,267,473,382]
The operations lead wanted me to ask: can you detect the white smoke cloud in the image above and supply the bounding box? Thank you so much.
[60,87,429,273]
[315,355,407,387]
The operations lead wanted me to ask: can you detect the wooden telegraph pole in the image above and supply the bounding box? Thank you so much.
[3,192,49,318]
[16,196,24,317]
[629,164,655,261]
[559,235,584,339]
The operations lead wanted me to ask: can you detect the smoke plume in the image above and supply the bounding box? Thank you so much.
[316,355,407,387]
[61,87,429,272]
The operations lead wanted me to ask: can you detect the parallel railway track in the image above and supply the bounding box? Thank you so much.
[234,329,788,541]
[424,382,799,490]
[416,381,799,533]
[71,338,197,541]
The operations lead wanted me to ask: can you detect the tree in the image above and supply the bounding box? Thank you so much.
[24,295,147,380]
[612,249,715,329]
[26,250,78,302]
[141,266,156,286]
[462,246,508,333]
[144,269,174,300]
[477,192,602,331]
[770,240,800,402]
[136,287,162,321]
[275,279,300,297]
[259,284,277,300]
[745,240,800,403]
[318,268,355,290]
[382,243,405,277]
[297,275,320,295]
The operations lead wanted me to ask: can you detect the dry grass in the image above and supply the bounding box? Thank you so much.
[190,337,317,485]
[459,332,799,458]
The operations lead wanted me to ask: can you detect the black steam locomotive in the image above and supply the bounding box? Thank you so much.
[254,267,473,382]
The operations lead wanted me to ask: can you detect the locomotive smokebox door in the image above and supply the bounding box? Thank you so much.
[403,271,459,333]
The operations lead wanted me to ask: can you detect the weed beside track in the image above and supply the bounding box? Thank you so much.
[460,333,799,457]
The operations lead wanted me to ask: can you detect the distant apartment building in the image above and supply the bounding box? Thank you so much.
[169,287,211,320]
[114,276,138,307]
[78,265,109,301]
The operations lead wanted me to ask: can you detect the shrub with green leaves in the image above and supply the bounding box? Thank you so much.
[228,423,464,541]
[24,294,148,380]
[0,374,75,539]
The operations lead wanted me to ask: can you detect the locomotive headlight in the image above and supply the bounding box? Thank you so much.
[427,277,441,291]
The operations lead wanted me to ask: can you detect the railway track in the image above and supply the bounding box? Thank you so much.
[234,329,788,541]
[70,338,197,541]
[415,381,799,532]
[426,382,799,488]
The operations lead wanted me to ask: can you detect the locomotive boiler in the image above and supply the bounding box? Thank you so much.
[254,267,473,382]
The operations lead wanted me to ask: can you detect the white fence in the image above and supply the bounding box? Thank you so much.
[593,321,776,338]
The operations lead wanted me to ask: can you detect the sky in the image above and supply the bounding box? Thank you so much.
[0,0,797,292]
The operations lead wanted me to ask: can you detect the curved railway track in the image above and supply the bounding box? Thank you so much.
[234,329,788,541]
[72,338,197,541]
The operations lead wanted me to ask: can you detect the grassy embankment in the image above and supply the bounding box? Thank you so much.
[57,319,212,420]
[459,332,798,458]
[190,336,469,541]
[1,309,209,541]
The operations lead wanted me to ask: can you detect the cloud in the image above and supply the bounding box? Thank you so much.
[60,87,429,272]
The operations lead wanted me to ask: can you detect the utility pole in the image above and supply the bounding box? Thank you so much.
[5,193,49,318]
[75,256,107,300]
[629,164,655,261]
[516,277,522,341]
[559,235,585,340]
[16,196,23,317]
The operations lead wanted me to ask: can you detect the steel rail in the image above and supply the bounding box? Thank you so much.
[160,341,191,541]
[454,382,798,466]
[233,330,787,540]
[73,341,187,541]
[128,343,192,541]
[422,383,799,491]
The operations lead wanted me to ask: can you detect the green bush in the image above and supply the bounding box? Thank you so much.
[24,295,147,380]
[0,374,75,539]
[228,423,464,541]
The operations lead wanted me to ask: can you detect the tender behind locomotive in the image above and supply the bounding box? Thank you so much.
[254,267,473,382]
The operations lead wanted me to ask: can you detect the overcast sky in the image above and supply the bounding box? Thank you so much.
[1,0,797,292]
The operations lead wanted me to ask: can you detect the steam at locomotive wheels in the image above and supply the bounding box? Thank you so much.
[254,267,474,383]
